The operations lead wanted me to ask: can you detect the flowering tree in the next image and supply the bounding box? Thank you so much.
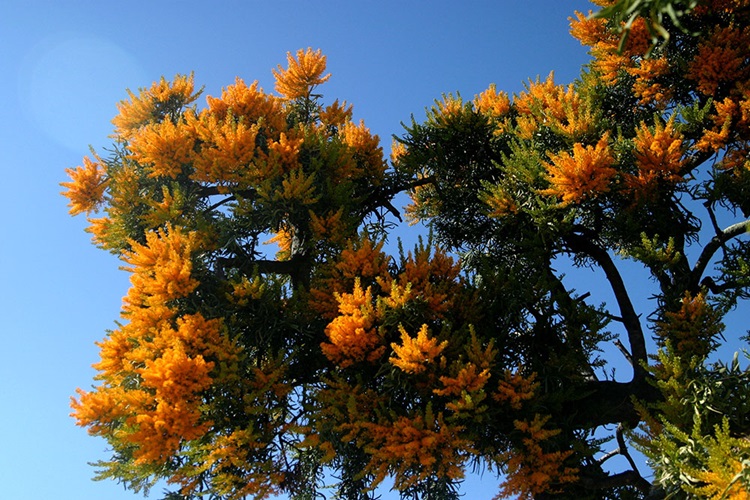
[63,2,750,499]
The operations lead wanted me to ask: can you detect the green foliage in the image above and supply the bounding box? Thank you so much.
[593,0,701,53]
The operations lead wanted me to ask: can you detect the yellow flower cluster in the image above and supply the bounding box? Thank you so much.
[689,420,750,499]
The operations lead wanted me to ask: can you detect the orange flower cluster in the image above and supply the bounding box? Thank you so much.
[206,77,285,131]
[72,310,240,465]
[351,409,474,491]
[339,119,387,183]
[474,83,511,119]
[273,47,331,100]
[698,90,750,153]
[386,243,465,317]
[688,25,750,97]
[319,240,468,372]
[628,56,672,105]
[121,225,201,308]
[112,73,199,140]
[319,99,353,128]
[389,324,448,374]
[514,73,595,139]
[72,220,244,468]
[656,291,724,359]
[498,415,579,499]
[435,362,492,413]
[310,237,390,319]
[571,13,671,105]
[61,156,107,215]
[190,112,261,187]
[626,118,685,201]
[129,117,196,179]
[321,279,385,368]
[494,368,539,410]
[541,134,616,205]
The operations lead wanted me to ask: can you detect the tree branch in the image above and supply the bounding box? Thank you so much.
[564,232,648,382]
[690,218,750,291]
[581,469,652,495]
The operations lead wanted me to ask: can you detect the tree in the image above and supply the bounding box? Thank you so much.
[62,2,750,499]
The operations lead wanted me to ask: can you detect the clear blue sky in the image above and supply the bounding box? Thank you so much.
[0,1,621,498]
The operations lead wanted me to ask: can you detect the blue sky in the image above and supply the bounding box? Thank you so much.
[0,1,618,498]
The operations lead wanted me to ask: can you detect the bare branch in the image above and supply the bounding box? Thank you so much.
[564,232,648,381]
[691,219,750,291]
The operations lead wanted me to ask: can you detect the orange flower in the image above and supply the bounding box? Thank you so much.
[435,363,491,397]
[688,25,750,96]
[339,119,386,181]
[190,111,260,187]
[267,132,304,172]
[128,117,196,179]
[273,47,331,100]
[309,237,390,319]
[205,77,284,132]
[697,97,736,152]
[319,99,353,128]
[389,324,447,375]
[112,74,198,140]
[626,118,684,201]
[494,368,539,410]
[498,415,579,499]
[349,409,473,491]
[61,156,107,215]
[628,56,672,105]
[321,279,385,367]
[569,10,609,47]
[474,83,511,118]
[122,224,201,308]
[541,134,616,205]
[514,74,595,139]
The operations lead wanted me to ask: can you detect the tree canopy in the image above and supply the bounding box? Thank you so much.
[63,2,750,499]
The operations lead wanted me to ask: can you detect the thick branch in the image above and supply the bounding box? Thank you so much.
[564,233,648,381]
[690,218,750,291]
[580,470,652,495]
